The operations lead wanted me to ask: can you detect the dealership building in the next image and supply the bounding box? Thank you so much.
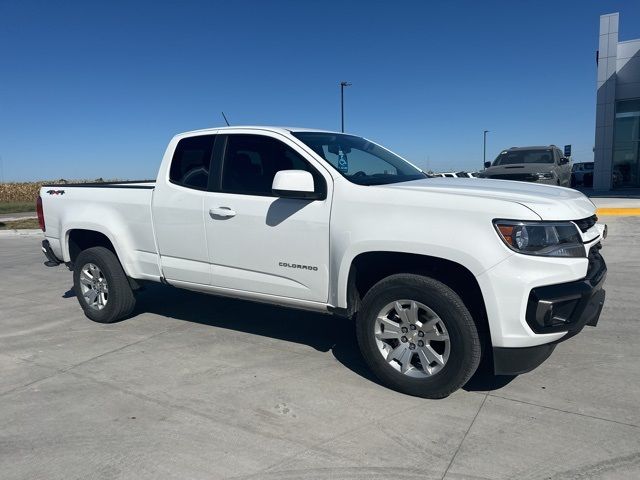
[594,12,640,190]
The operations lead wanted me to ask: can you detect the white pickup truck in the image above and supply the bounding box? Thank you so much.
[38,126,607,398]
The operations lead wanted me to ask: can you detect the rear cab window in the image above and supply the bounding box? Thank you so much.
[169,135,216,190]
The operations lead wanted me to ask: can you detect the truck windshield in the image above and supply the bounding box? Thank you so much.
[492,150,555,166]
[291,132,426,185]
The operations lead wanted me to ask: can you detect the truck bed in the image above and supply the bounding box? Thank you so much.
[40,180,160,281]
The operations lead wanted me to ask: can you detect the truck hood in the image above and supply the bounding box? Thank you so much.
[380,178,595,220]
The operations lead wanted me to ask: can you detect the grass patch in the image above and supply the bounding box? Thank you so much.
[0,218,40,230]
[0,202,35,214]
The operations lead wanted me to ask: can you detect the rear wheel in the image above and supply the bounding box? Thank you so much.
[356,274,481,398]
[73,246,136,323]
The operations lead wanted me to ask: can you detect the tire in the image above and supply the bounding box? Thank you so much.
[73,246,136,323]
[356,274,481,398]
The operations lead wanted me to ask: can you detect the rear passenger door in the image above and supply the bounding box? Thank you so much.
[152,134,218,284]
[203,131,332,302]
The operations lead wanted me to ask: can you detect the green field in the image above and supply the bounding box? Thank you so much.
[0,202,36,214]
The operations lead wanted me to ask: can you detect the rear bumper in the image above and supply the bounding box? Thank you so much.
[481,174,556,184]
[493,248,606,375]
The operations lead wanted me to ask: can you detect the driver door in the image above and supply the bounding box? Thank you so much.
[203,131,332,302]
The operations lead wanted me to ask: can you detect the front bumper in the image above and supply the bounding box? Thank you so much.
[481,173,557,184]
[525,246,606,335]
[493,246,606,375]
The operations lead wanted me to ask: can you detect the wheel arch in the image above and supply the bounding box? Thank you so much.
[340,251,490,341]
[65,228,121,268]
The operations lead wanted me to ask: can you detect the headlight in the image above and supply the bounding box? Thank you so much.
[493,221,585,257]
[536,172,554,179]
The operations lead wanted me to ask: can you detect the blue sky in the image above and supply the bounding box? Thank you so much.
[1,0,640,181]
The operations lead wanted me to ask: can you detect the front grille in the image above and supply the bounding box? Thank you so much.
[486,173,537,181]
[574,215,597,233]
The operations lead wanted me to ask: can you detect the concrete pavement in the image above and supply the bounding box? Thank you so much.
[0,217,639,479]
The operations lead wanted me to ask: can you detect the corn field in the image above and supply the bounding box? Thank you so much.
[0,182,44,203]
[0,179,114,203]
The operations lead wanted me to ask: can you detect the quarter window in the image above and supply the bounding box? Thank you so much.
[169,135,216,190]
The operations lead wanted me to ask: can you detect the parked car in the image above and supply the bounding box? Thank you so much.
[433,172,463,178]
[38,127,607,398]
[479,146,571,186]
[571,162,594,187]
[433,172,457,178]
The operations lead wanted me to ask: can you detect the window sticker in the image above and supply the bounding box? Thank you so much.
[338,148,349,172]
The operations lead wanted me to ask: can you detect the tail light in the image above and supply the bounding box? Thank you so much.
[36,195,45,231]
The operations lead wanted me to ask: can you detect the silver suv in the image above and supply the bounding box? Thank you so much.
[479,146,571,186]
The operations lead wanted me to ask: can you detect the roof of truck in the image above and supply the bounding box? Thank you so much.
[178,125,344,137]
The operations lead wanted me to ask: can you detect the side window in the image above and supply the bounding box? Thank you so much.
[221,134,325,196]
[169,135,216,190]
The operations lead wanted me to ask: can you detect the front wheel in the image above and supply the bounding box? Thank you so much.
[73,246,136,323]
[356,274,481,398]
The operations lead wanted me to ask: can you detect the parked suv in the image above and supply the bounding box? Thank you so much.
[480,146,571,186]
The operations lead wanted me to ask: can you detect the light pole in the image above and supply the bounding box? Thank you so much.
[483,130,490,169]
[340,81,352,132]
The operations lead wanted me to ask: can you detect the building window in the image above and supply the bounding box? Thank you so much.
[613,99,640,187]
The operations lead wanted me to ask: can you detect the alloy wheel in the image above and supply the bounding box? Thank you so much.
[373,300,451,378]
[79,263,109,310]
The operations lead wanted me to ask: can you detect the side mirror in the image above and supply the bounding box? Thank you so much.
[560,157,570,165]
[484,162,491,169]
[272,170,319,200]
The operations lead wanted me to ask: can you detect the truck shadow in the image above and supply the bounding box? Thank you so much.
[132,283,385,385]
[68,282,516,395]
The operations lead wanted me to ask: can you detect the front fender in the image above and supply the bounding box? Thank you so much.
[331,241,507,308]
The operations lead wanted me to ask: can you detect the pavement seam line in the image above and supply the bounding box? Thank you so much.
[0,369,64,398]
[487,392,640,429]
[440,393,488,480]
[64,368,328,451]
[253,398,455,478]
[0,323,186,398]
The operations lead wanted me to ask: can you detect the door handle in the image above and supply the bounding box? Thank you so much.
[209,207,236,218]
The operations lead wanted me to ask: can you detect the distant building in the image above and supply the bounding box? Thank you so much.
[594,12,640,190]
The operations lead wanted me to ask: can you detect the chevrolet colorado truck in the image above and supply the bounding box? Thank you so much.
[38,126,607,398]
